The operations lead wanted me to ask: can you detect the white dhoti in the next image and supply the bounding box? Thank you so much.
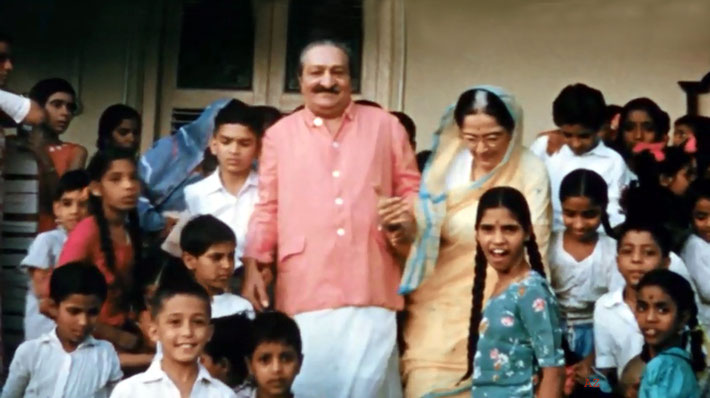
[291,306,403,398]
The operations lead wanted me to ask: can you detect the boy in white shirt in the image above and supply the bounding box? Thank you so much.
[593,221,671,387]
[531,83,631,230]
[182,100,260,270]
[2,262,122,398]
[21,169,89,340]
[110,276,236,398]
[181,215,254,318]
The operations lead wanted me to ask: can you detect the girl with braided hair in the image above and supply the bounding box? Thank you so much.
[634,269,703,397]
[466,186,565,398]
[57,148,142,354]
[548,169,618,381]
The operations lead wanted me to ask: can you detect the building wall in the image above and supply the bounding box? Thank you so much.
[3,0,710,151]
[0,0,152,153]
[403,0,710,148]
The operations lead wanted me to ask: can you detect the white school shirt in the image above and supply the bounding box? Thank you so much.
[1,329,122,398]
[110,359,237,398]
[593,288,643,376]
[682,235,710,327]
[548,232,617,322]
[20,227,67,340]
[211,293,254,319]
[184,169,259,269]
[543,141,631,231]
[0,89,31,124]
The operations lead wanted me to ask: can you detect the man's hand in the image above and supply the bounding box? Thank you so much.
[242,258,270,311]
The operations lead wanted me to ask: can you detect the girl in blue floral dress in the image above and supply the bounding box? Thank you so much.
[463,186,566,397]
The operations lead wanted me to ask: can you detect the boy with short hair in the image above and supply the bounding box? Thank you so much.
[235,311,303,398]
[180,214,254,318]
[593,222,672,386]
[201,313,253,390]
[110,278,237,397]
[2,262,122,398]
[183,99,261,269]
[21,169,89,339]
[530,83,631,230]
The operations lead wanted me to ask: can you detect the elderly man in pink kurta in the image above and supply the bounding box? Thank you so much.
[242,40,420,398]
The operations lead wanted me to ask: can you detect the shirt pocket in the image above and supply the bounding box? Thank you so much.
[278,235,306,265]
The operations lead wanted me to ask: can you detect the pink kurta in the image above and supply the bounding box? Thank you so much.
[245,102,420,316]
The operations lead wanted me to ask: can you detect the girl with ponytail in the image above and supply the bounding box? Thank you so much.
[549,169,618,368]
[634,269,703,397]
[465,186,564,398]
[57,148,142,352]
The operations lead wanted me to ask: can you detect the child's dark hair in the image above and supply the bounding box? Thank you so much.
[214,99,259,137]
[29,78,77,107]
[53,169,89,202]
[247,311,303,359]
[252,105,282,136]
[150,262,211,318]
[454,88,515,133]
[636,269,706,372]
[462,186,546,381]
[617,220,672,258]
[50,261,108,304]
[391,111,417,148]
[552,83,607,132]
[180,215,236,257]
[86,149,142,276]
[97,104,141,151]
[205,313,253,386]
[559,168,615,237]
[688,178,710,209]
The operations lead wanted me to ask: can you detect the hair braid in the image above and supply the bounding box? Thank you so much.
[462,243,488,382]
[90,195,116,272]
[600,210,616,239]
[525,232,546,279]
[686,310,706,372]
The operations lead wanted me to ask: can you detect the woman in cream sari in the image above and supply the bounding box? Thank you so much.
[399,86,552,398]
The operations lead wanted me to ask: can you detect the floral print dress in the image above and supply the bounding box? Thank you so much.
[472,271,565,398]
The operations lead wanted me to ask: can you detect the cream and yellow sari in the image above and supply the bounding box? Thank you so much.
[399,86,552,398]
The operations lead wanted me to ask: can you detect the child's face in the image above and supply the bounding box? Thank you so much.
[561,196,601,241]
[183,242,236,295]
[111,118,141,151]
[43,92,76,134]
[150,294,213,364]
[661,165,694,196]
[53,188,89,232]
[476,207,527,274]
[201,353,230,384]
[248,341,301,397]
[617,230,668,288]
[52,293,102,350]
[635,285,687,350]
[209,124,259,175]
[622,110,655,149]
[559,124,599,156]
[692,197,710,242]
[91,159,139,212]
[672,124,693,147]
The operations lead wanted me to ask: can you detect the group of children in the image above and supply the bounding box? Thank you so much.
[1,85,309,396]
[463,83,710,397]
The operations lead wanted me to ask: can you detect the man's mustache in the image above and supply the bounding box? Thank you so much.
[313,85,341,94]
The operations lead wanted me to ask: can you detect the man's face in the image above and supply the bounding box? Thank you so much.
[299,44,352,118]
[44,92,77,134]
[0,41,13,87]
